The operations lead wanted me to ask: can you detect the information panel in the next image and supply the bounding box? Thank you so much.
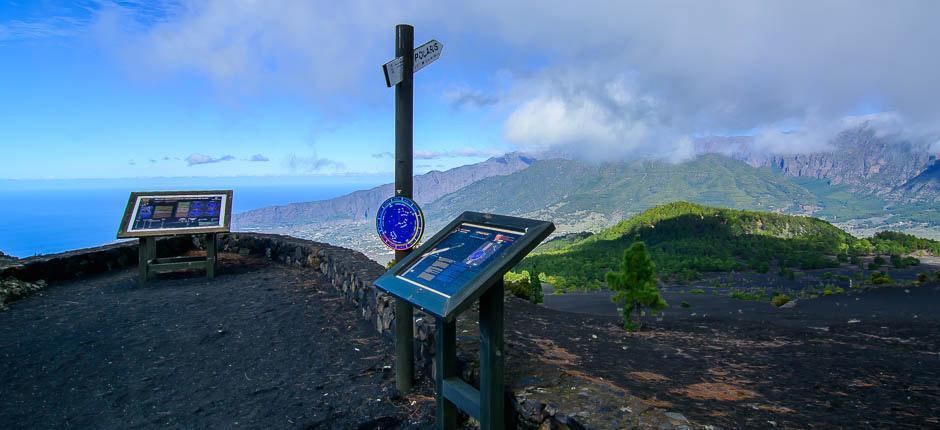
[398,223,521,298]
[374,212,554,319]
[117,190,233,238]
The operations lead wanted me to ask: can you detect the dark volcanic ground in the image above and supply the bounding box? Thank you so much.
[0,255,435,429]
[530,281,940,428]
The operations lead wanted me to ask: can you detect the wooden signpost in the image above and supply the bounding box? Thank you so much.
[375,212,554,429]
[117,190,233,284]
[379,24,444,393]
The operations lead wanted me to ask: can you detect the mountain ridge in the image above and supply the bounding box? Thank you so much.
[234,153,535,229]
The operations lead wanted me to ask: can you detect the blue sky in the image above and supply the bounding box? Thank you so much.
[2,1,938,179]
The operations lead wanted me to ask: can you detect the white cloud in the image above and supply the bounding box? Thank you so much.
[89,1,940,159]
[284,153,344,172]
[413,148,504,160]
[503,73,693,161]
[186,153,235,165]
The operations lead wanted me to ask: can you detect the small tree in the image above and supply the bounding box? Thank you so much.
[606,241,667,331]
[530,271,544,304]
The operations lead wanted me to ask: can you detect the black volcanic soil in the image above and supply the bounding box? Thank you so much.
[530,282,940,428]
[0,255,435,429]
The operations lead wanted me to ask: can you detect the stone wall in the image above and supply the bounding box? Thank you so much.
[0,237,191,283]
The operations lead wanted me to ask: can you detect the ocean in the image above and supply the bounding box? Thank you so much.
[0,176,385,258]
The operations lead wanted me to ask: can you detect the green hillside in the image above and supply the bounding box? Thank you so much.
[516,202,861,289]
[517,202,940,290]
[426,154,818,226]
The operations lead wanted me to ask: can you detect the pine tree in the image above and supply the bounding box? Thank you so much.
[606,241,667,331]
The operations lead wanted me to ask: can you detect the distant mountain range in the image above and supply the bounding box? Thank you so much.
[234,124,939,261]
[235,153,534,229]
[698,125,937,199]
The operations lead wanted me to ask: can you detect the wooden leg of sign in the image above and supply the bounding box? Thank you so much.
[436,317,458,430]
[145,237,156,282]
[138,237,149,285]
[395,298,415,391]
[206,233,217,280]
[480,280,505,430]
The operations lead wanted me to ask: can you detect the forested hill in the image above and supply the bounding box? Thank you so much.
[515,202,939,290]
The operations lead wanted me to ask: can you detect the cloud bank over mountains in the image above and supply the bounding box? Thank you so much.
[90,0,940,161]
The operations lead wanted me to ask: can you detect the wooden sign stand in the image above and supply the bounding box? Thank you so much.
[436,281,505,430]
[118,190,232,285]
[137,233,218,284]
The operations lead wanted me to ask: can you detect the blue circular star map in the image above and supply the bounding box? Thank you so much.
[376,196,424,251]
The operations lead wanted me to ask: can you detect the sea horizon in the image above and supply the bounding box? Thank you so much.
[0,176,387,258]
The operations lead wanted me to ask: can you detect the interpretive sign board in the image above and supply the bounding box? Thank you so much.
[117,190,232,284]
[375,211,553,430]
[117,190,233,238]
[376,196,424,251]
[374,212,554,320]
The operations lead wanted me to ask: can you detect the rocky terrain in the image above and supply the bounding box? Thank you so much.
[901,159,940,199]
[0,250,14,266]
[699,124,938,199]
[234,153,534,229]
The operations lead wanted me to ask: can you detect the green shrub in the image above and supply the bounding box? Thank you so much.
[730,290,765,301]
[689,288,705,294]
[771,294,791,307]
[917,273,929,284]
[680,301,691,308]
[890,254,903,268]
[870,272,893,285]
[505,271,542,304]
[873,255,886,266]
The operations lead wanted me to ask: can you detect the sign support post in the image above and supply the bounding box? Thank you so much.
[394,23,416,393]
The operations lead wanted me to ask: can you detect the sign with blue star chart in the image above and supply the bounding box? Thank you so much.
[374,212,554,319]
[376,196,425,251]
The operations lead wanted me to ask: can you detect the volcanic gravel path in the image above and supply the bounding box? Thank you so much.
[0,255,435,429]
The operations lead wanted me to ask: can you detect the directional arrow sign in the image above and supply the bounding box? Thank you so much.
[383,39,443,87]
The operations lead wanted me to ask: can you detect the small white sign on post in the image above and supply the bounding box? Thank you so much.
[383,39,443,87]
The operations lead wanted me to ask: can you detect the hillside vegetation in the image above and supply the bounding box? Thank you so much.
[516,202,940,290]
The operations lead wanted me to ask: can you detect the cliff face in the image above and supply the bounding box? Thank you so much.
[234,153,535,228]
[698,125,937,199]
[901,159,940,200]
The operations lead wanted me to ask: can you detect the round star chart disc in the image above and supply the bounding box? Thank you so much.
[376,196,424,251]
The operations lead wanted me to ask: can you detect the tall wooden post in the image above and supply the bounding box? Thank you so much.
[394,23,416,392]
